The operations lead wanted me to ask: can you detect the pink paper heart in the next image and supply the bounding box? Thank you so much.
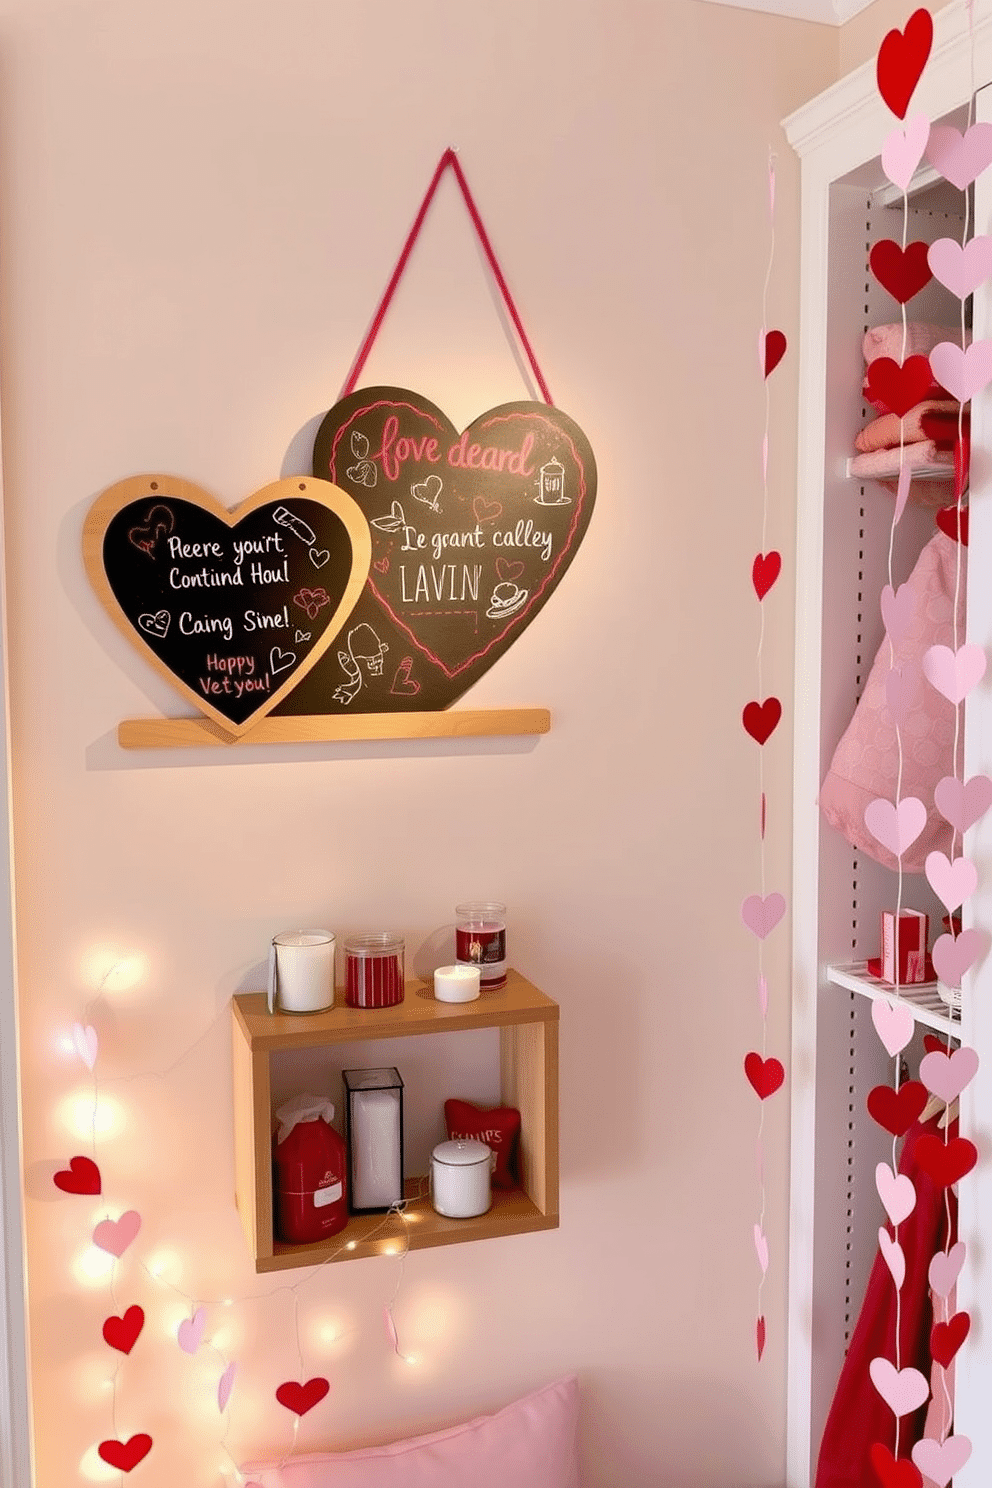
[72,1022,98,1071]
[929,339,992,402]
[177,1307,206,1355]
[924,850,978,913]
[928,235,992,299]
[93,1209,141,1258]
[882,114,931,190]
[931,928,988,988]
[884,666,914,725]
[880,583,914,642]
[923,642,987,704]
[740,891,786,940]
[864,796,927,858]
[934,773,992,833]
[218,1361,237,1413]
[753,1224,769,1274]
[919,1044,980,1102]
[911,1434,972,1486]
[929,1240,966,1298]
[878,1228,906,1290]
[926,120,992,189]
[868,1357,930,1417]
[894,460,912,524]
[872,998,915,1056]
[876,1162,917,1226]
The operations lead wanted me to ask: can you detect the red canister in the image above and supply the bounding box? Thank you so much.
[273,1094,348,1244]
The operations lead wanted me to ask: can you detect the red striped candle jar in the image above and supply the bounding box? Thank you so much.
[344,933,405,1009]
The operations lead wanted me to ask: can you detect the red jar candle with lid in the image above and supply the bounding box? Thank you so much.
[344,933,405,1009]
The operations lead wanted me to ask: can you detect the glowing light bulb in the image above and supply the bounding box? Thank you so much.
[60,1092,125,1141]
[73,1246,116,1286]
[346,1241,357,1250]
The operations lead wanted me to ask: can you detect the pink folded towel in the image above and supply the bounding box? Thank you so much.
[848,441,953,478]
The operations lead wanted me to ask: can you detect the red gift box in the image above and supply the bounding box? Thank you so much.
[868,909,929,985]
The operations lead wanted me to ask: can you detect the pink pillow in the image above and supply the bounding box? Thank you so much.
[819,530,965,873]
[243,1375,579,1488]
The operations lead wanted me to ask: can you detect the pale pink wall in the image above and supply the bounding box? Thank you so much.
[0,1,836,1484]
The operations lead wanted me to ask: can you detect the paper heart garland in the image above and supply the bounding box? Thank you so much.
[930,1310,970,1368]
[744,1052,785,1100]
[876,8,933,119]
[742,697,781,745]
[752,551,781,600]
[869,1443,923,1488]
[293,388,597,715]
[72,1023,98,1070]
[879,1228,906,1290]
[84,475,371,737]
[53,1155,101,1195]
[866,1080,927,1137]
[880,583,913,642]
[102,1306,144,1355]
[740,892,786,939]
[935,503,968,545]
[919,1045,979,1103]
[929,340,992,403]
[928,235,992,299]
[93,1209,141,1258]
[911,1434,971,1488]
[876,1163,917,1226]
[755,1316,766,1361]
[934,772,992,833]
[929,1241,966,1298]
[753,1224,769,1274]
[872,998,915,1057]
[177,1307,206,1354]
[922,642,986,704]
[869,240,933,303]
[864,796,927,858]
[98,1435,152,1472]
[926,120,992,188]
[275,1377,330,1416]
[762,330,787,378]
[915,1134,978,1187]
[924,850,978,914]
[881,116,930,191]
[931,928,987,987]
[865,355,934,417]
[218,1361,237,1414]
[868,1357,930,1416]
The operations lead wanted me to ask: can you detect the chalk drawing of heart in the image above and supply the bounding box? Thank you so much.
[868,1357,930,1416]
[927,120,992,188]
[72,1022,98,1070]
[934,773,992,833]
[177,1307,206,1354]
[53,1156,101,1195]
[93,1210,141,1257]
[912,1433,972,1487]
[83,475,371,738]
[922,642,987,704]
[882,114,930,191]
[875,1162,916,1225]
[929,340,992,403]
[412,474,443,505]
[740,892,786,940]
[390,658,420,697]
[864,796,927,858]
[929,1241,966,1298]
[919,1045,980,1103]
[928,234,992,299]
[872,998,915,1056]
[924,850,977,913]
[878,1229,906,1290]
[931,928,988,988]
[496,557,525,583]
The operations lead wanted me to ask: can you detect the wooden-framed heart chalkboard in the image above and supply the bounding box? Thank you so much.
[84,475,371,737]
[271,388,597,716]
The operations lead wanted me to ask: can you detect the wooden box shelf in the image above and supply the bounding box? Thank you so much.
[231,969,559,1273]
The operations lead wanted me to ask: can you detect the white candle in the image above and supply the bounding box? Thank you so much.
[269,931,335,1014]
[351,1089,402,1210]
[434,964,481,1003]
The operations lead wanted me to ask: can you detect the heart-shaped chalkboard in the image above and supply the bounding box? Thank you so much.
[84,475,371,735]
[272,388,596,715]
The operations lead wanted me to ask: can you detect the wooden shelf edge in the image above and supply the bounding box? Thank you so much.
[118,707,551,750]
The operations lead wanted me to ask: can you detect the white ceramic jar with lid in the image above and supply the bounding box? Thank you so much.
[430,1138,493,1218]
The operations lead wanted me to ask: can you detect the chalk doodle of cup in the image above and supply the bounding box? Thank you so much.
[346,430,377,488]
[371,500,406,534]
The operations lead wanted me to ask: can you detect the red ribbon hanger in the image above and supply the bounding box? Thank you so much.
[340,148,553,406]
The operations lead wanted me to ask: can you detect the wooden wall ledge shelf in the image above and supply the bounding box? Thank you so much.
[119,707,551,749]
[232,969,560,1272]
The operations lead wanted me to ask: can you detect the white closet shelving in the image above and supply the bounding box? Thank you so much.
[785,4,992,1485]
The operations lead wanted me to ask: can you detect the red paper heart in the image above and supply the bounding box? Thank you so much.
[870,240,933,304]
[276,1377,329,1416]
[756,1315,766,1360]
[742,697,782,745]
[53,1155,101,1196]
[915,1133,978,1187]
[752,551,781,600]
[103,1305,144,1355]
[865,356,934,418]
[763,330,787,378]
[744,1052,785,1100]
[931,1310,970,1367]
[876,8,933,119]
[924,1031,956,1055]
[936,504,969,545]
[866,1080,928,1136]
[445,1098,521,1189]
[869,1442,923,1488]
[98,1434,152,1472]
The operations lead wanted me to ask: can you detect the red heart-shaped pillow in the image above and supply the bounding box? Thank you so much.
[444,1099,521,1189]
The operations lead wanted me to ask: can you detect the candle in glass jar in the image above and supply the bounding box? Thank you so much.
[268,930,336,1014]
[455,901,507,990]
[344,933,405,1009]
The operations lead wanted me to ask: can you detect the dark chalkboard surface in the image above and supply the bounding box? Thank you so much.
[84,475,371,736]
[273,388,597,716]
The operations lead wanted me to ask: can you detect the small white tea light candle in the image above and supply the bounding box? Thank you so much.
[434,965,481,1003]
